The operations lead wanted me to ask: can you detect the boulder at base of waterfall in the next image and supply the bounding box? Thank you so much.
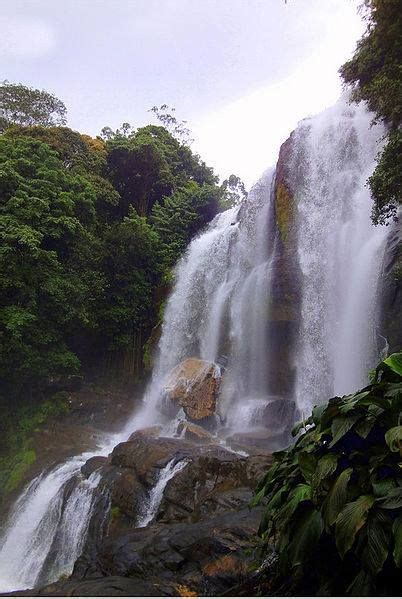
[261,396,296,429]
[161,358,221,421]
[226,430,291,453]
[176,421,216,443]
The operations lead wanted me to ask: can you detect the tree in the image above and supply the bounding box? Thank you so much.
[0,81,67,128]
[149,104,194,146]
[0,135,99,396]
[340,0,402,224]
[220,174,248,209]
[151,182,221,268]
[105,124,217,217]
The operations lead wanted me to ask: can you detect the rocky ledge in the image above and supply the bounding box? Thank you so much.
[20,429,272,597]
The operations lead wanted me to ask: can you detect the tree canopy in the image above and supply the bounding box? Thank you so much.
[0,82,67,130]
[340,0,401,224]
[0,87,243,411]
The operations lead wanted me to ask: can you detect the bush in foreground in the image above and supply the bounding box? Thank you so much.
[254,352,402,596]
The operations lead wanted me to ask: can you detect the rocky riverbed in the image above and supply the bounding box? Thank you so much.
[6,426,272,597]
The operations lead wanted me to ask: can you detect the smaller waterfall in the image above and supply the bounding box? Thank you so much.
[0,455,92,591]
[136,459,188,527]
[0,433,120,593]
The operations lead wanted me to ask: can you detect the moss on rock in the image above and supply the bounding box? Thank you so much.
[274,182,294,244]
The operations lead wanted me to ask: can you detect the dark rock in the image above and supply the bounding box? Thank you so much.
[110,435,195,485]
[176,421,216,443]
[96,508,263,596]
[379,223,402,354]
[226,430,291,453]
[34,575,173,596]
[81,456,108,478]
[261,397,296,429]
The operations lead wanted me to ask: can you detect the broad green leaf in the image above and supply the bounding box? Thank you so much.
[377,487,402,509]
[323,467,353,527]
[250,484,266,507]
[384,382,402,398]
[392,516,402,568]
[312,453,338,491]
[338,391,370,414]
[275,483,312,528]
[330,414,360,447]
[335,495,375,558]
[362,511,390,574]
[355,416,376,439]
[288,509,323,568]
[372,478,397,497]
[312,403,326,425]
[383,352,402,377]
[291,420,306,436]
[346,570,372,596]
[298,451,317,483]
[385,426,402,453]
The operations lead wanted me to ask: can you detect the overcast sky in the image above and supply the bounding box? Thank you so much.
[1,0,364,187]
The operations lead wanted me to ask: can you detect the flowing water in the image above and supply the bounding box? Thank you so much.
[291,100,388,413]
[136,459,188,528]
[0,98,389,592]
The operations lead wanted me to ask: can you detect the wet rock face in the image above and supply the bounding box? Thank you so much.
[29,429,273,597]
[95,508,263,596]
[379,223,402,354]
[161,358,221,420]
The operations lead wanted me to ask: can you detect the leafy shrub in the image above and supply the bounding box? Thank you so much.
[254,352,402,596]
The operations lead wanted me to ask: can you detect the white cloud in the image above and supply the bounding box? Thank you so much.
[0,16,55,59]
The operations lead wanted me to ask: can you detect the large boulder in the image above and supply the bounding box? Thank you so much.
[95,507,263,596]
[161,358,221,421]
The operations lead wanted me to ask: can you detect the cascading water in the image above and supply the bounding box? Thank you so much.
[134,168,278,433]
[0,436,118,593]
[291,100,388,413]
[136,459,188,528]
[0,97,390,593]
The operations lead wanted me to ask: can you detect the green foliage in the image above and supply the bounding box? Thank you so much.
[254,351,402,596]
[340,0,401,224]
[0,393,69,499]
[3,448,37,494]
[369,130,402,225]
[105,124,216,217]
[219,174,248,210]
[0,93,222,407]
[0,81,67,128]
[151,182,221,268]
[97,208,162,349]
[150,104,194,146]
[0,135,100,394]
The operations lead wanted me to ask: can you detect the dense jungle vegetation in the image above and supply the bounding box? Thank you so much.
[0,85,243,443]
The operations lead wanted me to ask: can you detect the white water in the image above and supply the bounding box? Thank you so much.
[292,100,387,412]
[0,98,389,593]
[131,168,277,433]
[136,458,188,528]
[0,434,120,593]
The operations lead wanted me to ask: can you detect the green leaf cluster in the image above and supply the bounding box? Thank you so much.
[254,351,402,596]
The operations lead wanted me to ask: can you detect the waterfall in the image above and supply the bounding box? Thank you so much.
[0,97,389,593]
[136,459,188,528]
[291,100,388,413]
[132,168,277,433]
[0,436,118,593]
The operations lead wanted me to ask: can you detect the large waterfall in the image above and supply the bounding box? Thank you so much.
[0,98,389,592]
